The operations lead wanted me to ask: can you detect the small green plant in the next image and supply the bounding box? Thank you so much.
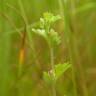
[32,12,71,96]
[32,12,61,46]
[43,63,71,85]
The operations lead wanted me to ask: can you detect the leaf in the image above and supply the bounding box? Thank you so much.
[43,71,53,85]
[55,63,71,80]
[32,28,46,38]
[40,18,45,29]
[43,12,61,24]
[43,63,71,85]
[49,29,61,45]
[73,2,96,14]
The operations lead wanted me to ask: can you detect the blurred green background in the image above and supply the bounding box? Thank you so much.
[0,0,96,96]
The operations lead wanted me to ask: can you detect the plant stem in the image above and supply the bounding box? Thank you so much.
[0,0,12,95]
[70,1,89,96]
[18,1,28,96]
[48,43,56,96]
[61,1,78,96]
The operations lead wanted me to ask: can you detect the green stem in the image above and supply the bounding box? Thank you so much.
[61,1,78,96]
[48,42,56,96]
[18,0,27,96]
[0,0,12,95]
[70,1,88,96]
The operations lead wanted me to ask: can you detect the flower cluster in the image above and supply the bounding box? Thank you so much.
[32,12,61,46]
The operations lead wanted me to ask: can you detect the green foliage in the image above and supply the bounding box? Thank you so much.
[1,0,96,96]
[42,12,61,28]
[32,12,61,46]
[73,2,96,14]
[43,63,71,85]
[32,13,71,96]
[49,29,61,45]
[43,71,53,85]
[55,63,71,80]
